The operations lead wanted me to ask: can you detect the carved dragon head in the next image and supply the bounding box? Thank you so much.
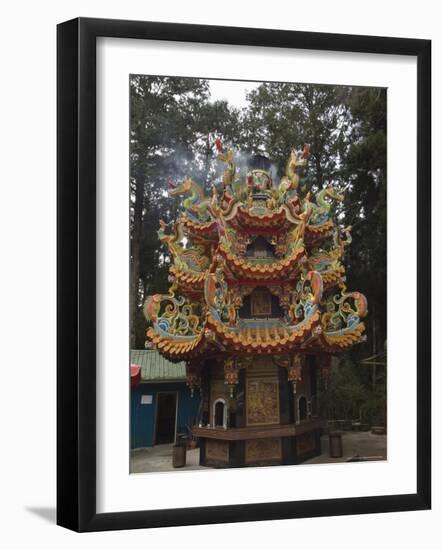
[168,177,194,197]
[289,144,311,169]
[324,187,344,202]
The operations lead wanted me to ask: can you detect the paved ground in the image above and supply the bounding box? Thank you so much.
[130,432,386,474]
[304,431,386,465]
[130,445,207,473]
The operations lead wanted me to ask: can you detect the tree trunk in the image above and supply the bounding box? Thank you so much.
[130,166,145,348]
[314,153,323,187]
[372,306,377,391]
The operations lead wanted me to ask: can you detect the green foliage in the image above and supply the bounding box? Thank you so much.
[343,88,387,356]
[319,359,365,420]
[240,83,352,189]
[319,356,386,425]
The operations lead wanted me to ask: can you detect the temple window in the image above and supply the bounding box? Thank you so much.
[213,398,227,428]
[245,236,275,259]
[238,286,284,319]
[251,289,272,316]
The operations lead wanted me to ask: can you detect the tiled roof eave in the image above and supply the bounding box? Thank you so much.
[219,243,305,280]
[130,349,187,380]
[205,311,321,353]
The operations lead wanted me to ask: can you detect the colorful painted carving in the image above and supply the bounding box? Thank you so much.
[144,143,368,380]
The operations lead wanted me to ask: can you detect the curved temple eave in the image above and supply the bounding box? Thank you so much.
[146,326,208,360]
[318,322,367,352]
[218,243,306,281]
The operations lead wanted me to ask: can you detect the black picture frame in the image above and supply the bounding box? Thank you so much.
[57,17,431,532]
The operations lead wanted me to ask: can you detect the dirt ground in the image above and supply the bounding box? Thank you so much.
[130,431,386,474]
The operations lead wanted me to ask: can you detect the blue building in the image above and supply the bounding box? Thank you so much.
[130,350,201,449]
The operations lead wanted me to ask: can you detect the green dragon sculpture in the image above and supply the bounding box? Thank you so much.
[277,145,310,203]
[308,187,344,225]
[158,219,210,272]
[168,177,212,221]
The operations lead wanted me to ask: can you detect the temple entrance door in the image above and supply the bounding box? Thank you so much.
[154,392,177,445]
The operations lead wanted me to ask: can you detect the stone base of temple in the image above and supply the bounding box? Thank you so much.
[193,420,321,468]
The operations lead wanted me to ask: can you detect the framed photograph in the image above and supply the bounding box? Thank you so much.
[57,17,431,532]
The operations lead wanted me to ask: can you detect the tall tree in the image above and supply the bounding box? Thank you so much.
[343,87,387,354]
[240,83,352,190]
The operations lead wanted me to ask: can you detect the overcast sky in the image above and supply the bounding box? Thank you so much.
[208,78,259,109]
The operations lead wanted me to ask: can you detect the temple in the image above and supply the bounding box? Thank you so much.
[144,141,368,467]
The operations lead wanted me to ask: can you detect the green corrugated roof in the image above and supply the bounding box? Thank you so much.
[131,350,186,382]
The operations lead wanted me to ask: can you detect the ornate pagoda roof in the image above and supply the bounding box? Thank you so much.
[144,143,368,361]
